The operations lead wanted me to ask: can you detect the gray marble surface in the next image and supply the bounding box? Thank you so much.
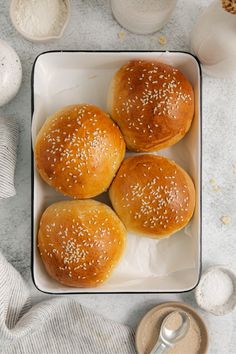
[0,0,236,353]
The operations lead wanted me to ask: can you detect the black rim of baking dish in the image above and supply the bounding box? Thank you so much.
[31,50,202,295]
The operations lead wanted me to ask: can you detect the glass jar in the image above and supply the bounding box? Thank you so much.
[111,0,177,35]
[191,0,236,78]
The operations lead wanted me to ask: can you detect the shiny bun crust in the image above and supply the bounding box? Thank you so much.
[38,200,126,288]
[107,60,194,152]
[34,104,126,199]
[109,154,195,239]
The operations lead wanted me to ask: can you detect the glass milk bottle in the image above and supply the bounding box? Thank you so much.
[111,0,177,34]
[191,0,236,78]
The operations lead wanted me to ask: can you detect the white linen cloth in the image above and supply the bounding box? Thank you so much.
[0,117,18,199]
[0,251,136,354]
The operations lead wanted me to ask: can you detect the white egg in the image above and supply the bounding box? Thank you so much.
[0,39,22,107]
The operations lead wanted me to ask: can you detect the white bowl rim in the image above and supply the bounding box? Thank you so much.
[10,0,71,42]
[195,265,236,315]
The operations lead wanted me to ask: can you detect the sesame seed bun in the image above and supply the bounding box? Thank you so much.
[109,154,195,239]
[38,200,126,288]
[107,60,194,152]
[34,104,126,199]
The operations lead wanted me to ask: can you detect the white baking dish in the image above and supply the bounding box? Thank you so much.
[31,51,202,294]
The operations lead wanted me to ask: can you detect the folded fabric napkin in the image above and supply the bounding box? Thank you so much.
[0,251,136,354]
[0,117,18,200]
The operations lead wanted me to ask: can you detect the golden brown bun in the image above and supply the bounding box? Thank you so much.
[107,60,194,152]
[35,104,126,199]
[109,154,195,239]
[38,200,126,288]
